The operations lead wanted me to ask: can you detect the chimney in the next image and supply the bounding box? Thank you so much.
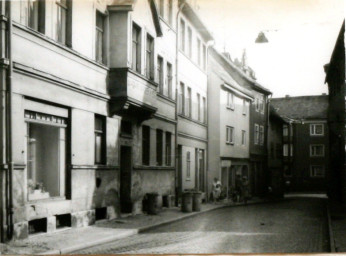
[285,95,290,98]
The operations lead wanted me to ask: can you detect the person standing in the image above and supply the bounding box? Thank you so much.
[212,177,221,203]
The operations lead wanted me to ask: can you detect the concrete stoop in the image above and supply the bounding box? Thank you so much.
[1,198,267,255]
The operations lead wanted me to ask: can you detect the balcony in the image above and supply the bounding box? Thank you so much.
[109,68,158,122]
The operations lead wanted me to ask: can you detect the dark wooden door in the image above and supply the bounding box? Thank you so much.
[120,146,132,213]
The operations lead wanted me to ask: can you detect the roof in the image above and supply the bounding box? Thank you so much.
[181,1,213,41]
[270,95,328,120]
[210,47,272,95]
[269,105,287,123]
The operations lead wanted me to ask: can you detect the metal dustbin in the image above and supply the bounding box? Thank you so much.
[181,192,193,213]
[192,191,202,211]
[147,193,160,215]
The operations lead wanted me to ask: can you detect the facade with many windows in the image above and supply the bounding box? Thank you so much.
[176,1,212,199]
[208,48,253,200]
[271,95,329,192]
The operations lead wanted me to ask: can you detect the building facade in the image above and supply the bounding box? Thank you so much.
[176,1,212,200]
[268,106,286,197]
[207,48,253,199]
[271,95,329,192]
[324,21,345,203]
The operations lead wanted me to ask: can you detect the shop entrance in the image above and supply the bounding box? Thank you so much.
[120,146,132,213]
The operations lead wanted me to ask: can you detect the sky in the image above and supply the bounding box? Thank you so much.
[196,0,345,97]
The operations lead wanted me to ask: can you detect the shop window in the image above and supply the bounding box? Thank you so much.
[95,115,106,165]
[142,125,150,165]
[26,110,67,199]
[156,129,163,166]
[186,151,191,179]
[165,132,172,166]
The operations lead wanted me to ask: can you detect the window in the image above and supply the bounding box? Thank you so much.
[226,126,234,144]
[95,11,105,64]
[254,124,259,145]
[283,125,288,136]
[168,0,173,25]
[21,0,45,33]
[95,115,106,165]
[202,44,206,70]
[56,0,69,45]
[310,144,325,157]
[121,120,132,137]
[165,132,172,166]
[132,23,141,72]
[255,98,260,112]
[142,125,150,165]
[180,19,185,51]
[197,38,201,65]
[241,130,246,145]
[227,92,234,109]
[284,165,291,176]
[26,110,67,199]
[290,144,293,156]
[187,27,192,58]
[197,93,201,121]
[259,125,264,145]
[310,124,324,136]
[146,34,154,80]
[310,165,325,177]
[157,56,164,94]
[203,97,206,123]
[156,129,163,166]
[186,151,191,179]
[159,0,164,17]
[276,143,282,159]
[270,142,275,158]
[283,144,288,156]
[186,87,192,117]
[242,99,247,115]
[178,82,185,114]
[167,62,173,98]
[259,97,264,113]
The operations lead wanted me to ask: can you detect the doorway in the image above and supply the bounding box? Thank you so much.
[120,146,132,213]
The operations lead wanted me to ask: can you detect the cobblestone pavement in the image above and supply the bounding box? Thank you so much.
[75,198,329,254]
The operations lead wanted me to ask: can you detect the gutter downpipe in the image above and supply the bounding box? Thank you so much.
[266,93,272,191]
[174,0,185,206]
[6,0,13,240]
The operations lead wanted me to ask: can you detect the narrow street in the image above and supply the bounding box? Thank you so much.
[75,197,329,254]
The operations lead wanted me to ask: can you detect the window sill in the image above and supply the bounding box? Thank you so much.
[27,196,67,204]
[157,93,175,103]
[226,106,235,111]
[226,142,234,145]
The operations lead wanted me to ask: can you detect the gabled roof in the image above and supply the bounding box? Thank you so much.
[210,47,272,95]
[271,95,328,120]
[180,1,213,41]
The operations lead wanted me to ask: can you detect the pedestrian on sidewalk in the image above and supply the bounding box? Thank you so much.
[212,177,221,203]
[241,176,250,205]
[235,174,242,202]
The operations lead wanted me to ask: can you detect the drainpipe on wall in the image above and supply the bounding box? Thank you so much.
[266,93,272,191]
[6,0,13,240]
[174,0,185,206]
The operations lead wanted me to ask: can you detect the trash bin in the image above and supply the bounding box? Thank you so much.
[147,193,160,215]
[192,191,202,211]
[181,192,193,213]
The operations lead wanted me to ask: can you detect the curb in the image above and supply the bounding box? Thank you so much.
[37,199,270,254]
[326,201,336,252]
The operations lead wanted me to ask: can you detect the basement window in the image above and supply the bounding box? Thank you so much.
[56,214,71,229]
[29,218,47,235]
[95,207,107,221]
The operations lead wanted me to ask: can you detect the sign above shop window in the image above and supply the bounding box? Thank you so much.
[25,110,67,125]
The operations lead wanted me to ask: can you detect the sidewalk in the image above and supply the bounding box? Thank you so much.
[328,200,346,252]
[0,198,265,255]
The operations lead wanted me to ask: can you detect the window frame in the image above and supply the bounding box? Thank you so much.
[179,82,185,115]
[167,62,173,99]
[197,93,201,121]
[165,132,172,166]
[310,124,324,136]
[186,87,192,117]
[241,130,246,145]
[142,125,151,166]
[180,19,185,52]
[187,27,192,58]
[254,124,259,145]
[227,92,235,110]
[156,129,163,166]
[132,23,142,72]
[259,125,264,145]
[226,126,234,144]
[186,151,191,180]
[310,165,325,178]
[55,0,71,46]
[310,144,325,157]
[157,55,164,94]
[95,10,106,64]
[94,115,106,165]
[242,99,247,115]
[146,33,155,80]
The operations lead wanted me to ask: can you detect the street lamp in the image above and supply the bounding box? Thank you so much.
[255,31,269,43]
